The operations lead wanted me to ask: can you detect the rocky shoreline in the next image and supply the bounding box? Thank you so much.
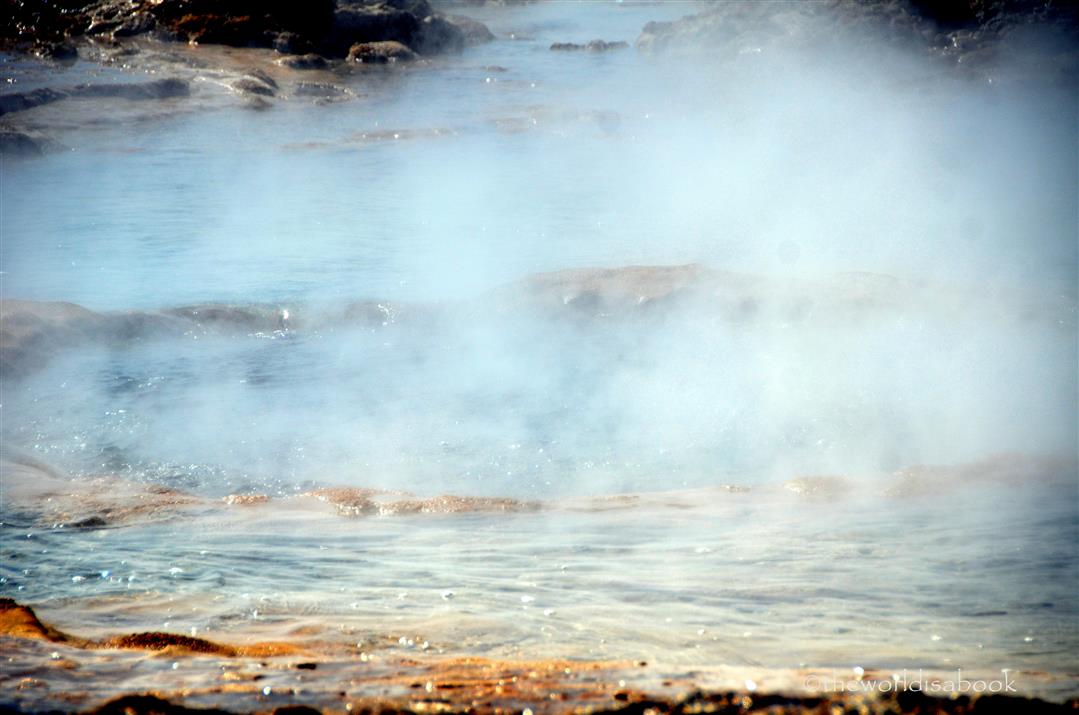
[1,0,1076,159]
[2,0,490,64]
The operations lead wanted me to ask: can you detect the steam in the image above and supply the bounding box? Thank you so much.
[1,2,1075,498]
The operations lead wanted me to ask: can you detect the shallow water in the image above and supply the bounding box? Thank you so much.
[1,0,1078,709]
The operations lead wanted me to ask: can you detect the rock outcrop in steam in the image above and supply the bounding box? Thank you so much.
[636,0,1078,82]
[1,0,489,62]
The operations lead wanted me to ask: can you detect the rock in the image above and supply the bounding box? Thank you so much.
[0,88,68,116]
[0,299,293,377]
[550,39,628,52]
[31,40,78,61]
[293,81,349,99]
[414,14,466,54]
[232,78,276,96]
[231,69,279,97]
[633,0,1078,77]
[105,633,238,656]
[273,31,315,54]
[346,39,418,63]
[321,5,421,57]
[0,128,54,158]
[112,11,156,38]
[0,599,78,643]
[246,68,279,88]
[276,53,330,69]
[445,13,495,45]
[0,300,104,378]
[148,0,337,48]
[70,78,190,101]
[3,0,472,65]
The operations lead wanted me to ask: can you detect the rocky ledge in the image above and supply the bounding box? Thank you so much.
[1,0,491,64]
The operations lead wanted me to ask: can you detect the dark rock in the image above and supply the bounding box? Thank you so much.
[232,78,276,96]
[346,40,418,63]
[68,516,109,529]
[414,14,465,53]
[245,68,279,89]
[273,31,314,54]
[32,40,79,61]
[3,0,473,63]
[344,0,435,17]
[550,39,628,52]
[112,12,157,38]
[0,128,53,158]
[634,0,1078,78]
[0,88,68,116]
[148,0,337,48]
[293,82,348,98]
[90,694,233,715]
[321,5,420,57]
[276,53,330,70]
[71,78,190,101]
[445,14,495,45]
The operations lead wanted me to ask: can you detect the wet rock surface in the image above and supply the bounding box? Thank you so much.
[2,0,488,62]
[0,127,57,156]
[1,265,1072,377]
[634,0,1078,82]
[550,40,629,52]
[0,78,190,117]
[346,40,419,64]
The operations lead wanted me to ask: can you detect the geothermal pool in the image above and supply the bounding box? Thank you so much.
[1,1,1077,712]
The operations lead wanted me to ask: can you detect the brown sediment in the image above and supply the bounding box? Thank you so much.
[886,453,1078,498]
[303,487,387,516]
[781,475,851,497]
[0,598,87,645]
[3,601,1076,713]
[224,494,272,506]
[376,495,541,516]
[2,599,308,658]
[302,487,540,517]
[104,632,240,656]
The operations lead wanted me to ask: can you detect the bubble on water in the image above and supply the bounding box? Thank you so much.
[745,679,758,692]
[168,567,183,575]
[262,686,272,696]
[521,595,535,604]
[930,634,942,641]
[71,575,85,583]
[441,590,454,600]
